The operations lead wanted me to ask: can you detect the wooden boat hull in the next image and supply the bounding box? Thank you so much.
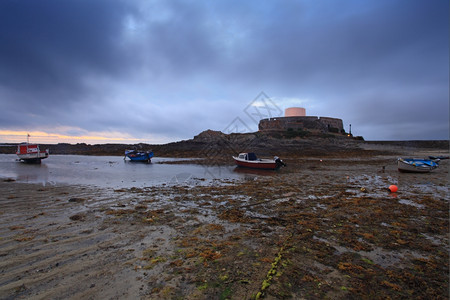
[397,158,438,173]
[128,155,151,162]
[17,152,49,163]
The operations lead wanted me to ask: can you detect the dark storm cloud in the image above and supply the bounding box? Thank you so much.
[0,0,448,142]
[221,1,448,91]
[220,0,449,140]
[0,0,134,86]
[0,0,136,112]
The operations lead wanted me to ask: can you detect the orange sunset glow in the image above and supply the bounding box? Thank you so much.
[0,130,146,145]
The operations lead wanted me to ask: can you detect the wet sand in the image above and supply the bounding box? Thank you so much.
[0,148,448,299]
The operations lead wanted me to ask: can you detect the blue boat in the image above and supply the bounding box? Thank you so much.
[397,158,439,173]
[124,150,154,162]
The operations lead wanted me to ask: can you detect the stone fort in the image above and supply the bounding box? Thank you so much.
[258,107,344,133]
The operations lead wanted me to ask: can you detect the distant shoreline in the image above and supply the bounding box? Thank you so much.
[0,130,448,158]
[1,139,448,147]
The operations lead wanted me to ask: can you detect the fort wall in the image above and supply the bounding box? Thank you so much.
[258,116,344,132]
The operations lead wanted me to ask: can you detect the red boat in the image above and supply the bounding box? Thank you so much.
[232,152,286,170]
[16,141,49,163]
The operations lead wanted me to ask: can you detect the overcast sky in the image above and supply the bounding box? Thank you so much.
[0,0,448,144]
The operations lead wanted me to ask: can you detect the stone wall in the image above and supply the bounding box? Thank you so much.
[319,117,344,131]
[258,116,343,132]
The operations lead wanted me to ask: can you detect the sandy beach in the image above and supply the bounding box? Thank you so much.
[0,146,448,299]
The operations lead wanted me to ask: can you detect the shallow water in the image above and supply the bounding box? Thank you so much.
[0,154,267,188]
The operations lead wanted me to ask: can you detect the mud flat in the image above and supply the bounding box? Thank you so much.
[0,150,448,299]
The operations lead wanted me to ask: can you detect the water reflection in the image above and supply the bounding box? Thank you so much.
[232,166,279,176]
[168,172,196,185]
[16,162,50,185]
[0,154,279,188]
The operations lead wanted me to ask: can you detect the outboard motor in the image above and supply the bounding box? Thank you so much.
[274,156,286,167]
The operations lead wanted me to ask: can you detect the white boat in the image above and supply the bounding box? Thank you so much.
[397,158,438,173]
[232,152,286,170]
[16,141,49,164]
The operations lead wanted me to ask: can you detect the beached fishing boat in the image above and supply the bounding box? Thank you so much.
[232,152,286,170]
[124,150,154,162]
[16,142,49,163]
[397,158,439,173]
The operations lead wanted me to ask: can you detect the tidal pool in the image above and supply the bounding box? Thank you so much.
[0,154,276,188]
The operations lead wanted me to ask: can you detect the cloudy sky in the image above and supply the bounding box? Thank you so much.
[0,0,448,144]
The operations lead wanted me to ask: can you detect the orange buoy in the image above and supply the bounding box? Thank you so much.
[388,185,398,193]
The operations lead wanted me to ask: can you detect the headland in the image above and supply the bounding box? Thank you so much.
[0,129,448,160]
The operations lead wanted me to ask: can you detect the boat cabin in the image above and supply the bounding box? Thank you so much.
[238,152,259,161]
[17,143,39,154]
